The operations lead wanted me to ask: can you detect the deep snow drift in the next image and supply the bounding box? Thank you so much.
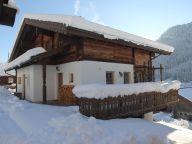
[0,86,192,144]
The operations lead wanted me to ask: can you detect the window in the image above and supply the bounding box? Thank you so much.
[69,73,74,83]
[8,77,14,83]
[18,77,21,84]
[106,72,114,84]
[124,72,130,84]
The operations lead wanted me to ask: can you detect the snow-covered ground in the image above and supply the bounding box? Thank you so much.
[0,86,192,144]
[179,87,192,102]
[154,112,192,130]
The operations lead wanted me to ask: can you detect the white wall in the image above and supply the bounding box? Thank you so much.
[46,65,57,100]
[57,61,134,85]
[80,61,134,84]
[17,65,57,102]
[58,62,82,85]
[17,65,34,101]
[32,65,43,102]
[17,61,134,102]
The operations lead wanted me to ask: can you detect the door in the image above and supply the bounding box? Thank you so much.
[57,73,63,96]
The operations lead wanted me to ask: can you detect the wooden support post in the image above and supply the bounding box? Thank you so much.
[41,34,44,47]
[160,64,163,82]
[15,69,17,92]
[42,64,47,104]
[143,62,146,82]
[152,66,155,82]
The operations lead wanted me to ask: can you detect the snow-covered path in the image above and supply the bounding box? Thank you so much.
[0,86,192,144]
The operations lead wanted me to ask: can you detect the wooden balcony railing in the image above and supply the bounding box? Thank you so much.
[78,90,179,119]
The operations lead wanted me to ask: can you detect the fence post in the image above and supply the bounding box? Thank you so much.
[160,64,163,82]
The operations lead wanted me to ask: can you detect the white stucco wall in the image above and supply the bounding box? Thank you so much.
[58,62,82,85]
[57,61,134,85]
[17,65,57,102]
[17,61,134,102]
[32,65,43,102]
[46,65,57,100]
[79,61,134,84]
[17,65,34,101]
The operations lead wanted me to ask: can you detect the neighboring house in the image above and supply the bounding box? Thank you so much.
[0,65,16,85]
[173,89,192,121]
[0,0,17,26]
[4,14,174,104]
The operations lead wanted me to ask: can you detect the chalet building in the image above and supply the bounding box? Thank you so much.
[0,0,17,26]
[0,66,16,86]
[5,14,174,104]
[0,75,16,85]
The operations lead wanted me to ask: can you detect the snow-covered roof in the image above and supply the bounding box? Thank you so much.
[23,14,174,53]
[0,64,7,76]
[4,47,46,71]
[73,80,181,99]
[3,0,18,11]
[0,64,15,76]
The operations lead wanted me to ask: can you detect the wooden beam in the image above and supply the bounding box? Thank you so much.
[42,64,47,104]
[31,44,70,62]
[132,47,135,65]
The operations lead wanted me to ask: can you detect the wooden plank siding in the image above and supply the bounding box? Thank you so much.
[83,38,134,64]
[135,49,151,66]
[134,49,152,82]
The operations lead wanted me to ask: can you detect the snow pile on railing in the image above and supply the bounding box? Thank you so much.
[73,81,181,99]
[4,47,46,71]
[24,14,174,53]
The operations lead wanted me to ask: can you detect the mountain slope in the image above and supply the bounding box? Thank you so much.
[155,22,192,82]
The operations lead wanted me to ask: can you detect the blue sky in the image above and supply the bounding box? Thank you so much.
[1,0,192,63]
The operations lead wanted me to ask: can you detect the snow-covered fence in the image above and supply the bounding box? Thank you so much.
[73,81,180,119]
[78,90,179,119]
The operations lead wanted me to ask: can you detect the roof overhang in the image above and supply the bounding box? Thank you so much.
[6,44,70,71]
[9,18,172,62]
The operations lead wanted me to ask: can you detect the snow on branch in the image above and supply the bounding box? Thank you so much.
[73,81,181,99]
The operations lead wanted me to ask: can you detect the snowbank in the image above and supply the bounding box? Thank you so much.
[24,14,174,53]
[4,47,46,71]
[154,112,192,130]
[73,80,181,99]
[0,86,192,144]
